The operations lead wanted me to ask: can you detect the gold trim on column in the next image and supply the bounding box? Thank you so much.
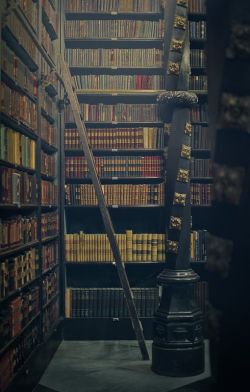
[168,62,180,75]
[184,122,192,136]
[174,16,186,30]
[173,192,186,206]
[167,240,179,254]
[171,39,184,52]
[177,0,188,7]
[170,216,182,230]
[181,144,191,159]
[177,168,189,183]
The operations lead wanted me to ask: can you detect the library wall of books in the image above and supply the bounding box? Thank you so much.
[0,0,214,390]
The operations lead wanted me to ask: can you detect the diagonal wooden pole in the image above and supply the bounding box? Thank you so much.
[59,55,149,360]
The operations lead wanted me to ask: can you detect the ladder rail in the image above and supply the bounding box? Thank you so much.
[59,55,149,360]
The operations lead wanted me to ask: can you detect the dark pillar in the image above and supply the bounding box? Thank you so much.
[152,92,204,376]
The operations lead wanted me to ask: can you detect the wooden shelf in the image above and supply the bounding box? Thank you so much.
[41,108,55,124]
[1,70,37,103]
[2,26,38,72]
[65,121,164,128]
[0,312,41,357]
[41,139,58,154]
[43,292,59,310]
[41,173,57,181]
[0,159,36,175]
[1,112,37,140]
[69,66,165,75]
[0,204,38,210]
[0,240,39,259]
[76,89,164,96]
[41,235,59,244]
[0,276,40,306]
[42,263,60,276]
[65,176,163,183]
[64,148,165,155]
[65,38,164,49]
[65,205,164,209]
[42,8,58,40]
[65,11,164,20]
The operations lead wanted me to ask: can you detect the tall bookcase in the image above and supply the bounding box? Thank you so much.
[188,0,210,309]
[0,1,63,390]
[62,0,168,339]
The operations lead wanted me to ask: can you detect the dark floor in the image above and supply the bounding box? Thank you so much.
[35,340,211,392]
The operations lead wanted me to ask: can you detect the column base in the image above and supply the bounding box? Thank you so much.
[152,342,205,377]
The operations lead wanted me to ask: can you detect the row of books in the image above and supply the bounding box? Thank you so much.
[1,287,40,342]
[65,48,163,67]
[64,20,164,39]
[19,0,38,32]
[41,116,57,147]
[191,125,210,149]
[190,230,208,262]
[190,75,207,91]
[72,74,165,90]
[0,248,39,300]
[191,104,208,123]
[64,127,166,149]
[0,82,37,132]
[64,0,162,12]
[189,21,206,40]
[65,156,163,178]
[68,103,160,123]
[65,183,165,206]
[41,151,56,177]
[41,212,59,239]
[65,103,209,124]
[41,24,55,63]
[42,270,58,306]
[41,181,58,206]
[1,42,38,98]
[65,287,159,318]
[0,215,37,252]
[43,298,59,337]
[65,231,165,263]
[0,167,37,205]
[41,88,56,120]
[191,158,212,177]
[0,126,36,170]
[42,241,58,271]
[42,0,58,35]
[191,183,212,205]
[189,0,206,14]
[0,323,39,392]
[4,13,38,66]
[190,49,206,68]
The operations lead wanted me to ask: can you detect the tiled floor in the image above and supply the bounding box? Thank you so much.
[36,340,211,392]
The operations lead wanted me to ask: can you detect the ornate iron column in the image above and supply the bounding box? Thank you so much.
[151,0,204,377]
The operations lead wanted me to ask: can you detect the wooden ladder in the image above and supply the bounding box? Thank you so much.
[58,55,149,360]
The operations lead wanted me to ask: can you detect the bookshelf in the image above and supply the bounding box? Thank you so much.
[62,0,168,339]
[188,0,210,298]
[62,0,207,339]
[0,1,63,390]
